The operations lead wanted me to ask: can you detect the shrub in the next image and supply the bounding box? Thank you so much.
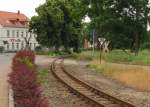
[140,42,150,50]
[12,50,35,71]
[9,50,50,107]
[35,46,42,52]
[13,50,35,64]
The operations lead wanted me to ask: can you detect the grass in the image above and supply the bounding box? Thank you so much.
[90,60,150,91]
[106,49,150,65]
[36,50,70,57]
[37,68,49,83]
[71,51,101,61]
[72,49,150,65]
[73,49,150,91]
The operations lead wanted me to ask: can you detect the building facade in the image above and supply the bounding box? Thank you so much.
[0,11,38,52]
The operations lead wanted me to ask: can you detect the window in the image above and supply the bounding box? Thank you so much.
[21,31,24,37]
[16,43,19,49]
[34,43,36,48]
[30,43,32,47]
[7,30,10,37]
[16,31,19,37]
[21,42,24,49]
[7,44,9,50]
[12,43,14,49]
[34,34,37,38]
[30,33,32,38]
[12,30,15,37]
[26,32,28,37]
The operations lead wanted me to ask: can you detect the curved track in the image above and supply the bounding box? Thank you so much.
[51,58,136,107]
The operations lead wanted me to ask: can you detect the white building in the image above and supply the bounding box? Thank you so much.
[0,11,38,52]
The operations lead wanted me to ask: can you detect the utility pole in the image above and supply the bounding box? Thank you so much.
[92,29,95,56]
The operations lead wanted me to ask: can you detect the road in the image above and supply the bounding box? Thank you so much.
[0,53,14,107]
[0,54,52,107]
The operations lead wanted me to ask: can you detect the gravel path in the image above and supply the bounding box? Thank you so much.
[36,56,92,107]
[64,59,150,107]
[36,56,150,107]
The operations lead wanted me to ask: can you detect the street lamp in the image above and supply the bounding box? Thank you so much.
[89,0,92,8]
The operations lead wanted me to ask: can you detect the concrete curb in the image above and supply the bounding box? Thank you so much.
[9,88,14,107]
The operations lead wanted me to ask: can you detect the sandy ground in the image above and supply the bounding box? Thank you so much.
[64,59,150,107]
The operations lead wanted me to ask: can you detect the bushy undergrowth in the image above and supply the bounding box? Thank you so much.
[36,50,70,56]
[72,51,100,61]
[73,50,150,65]
[9,50,50,107]
[140,42,150,50]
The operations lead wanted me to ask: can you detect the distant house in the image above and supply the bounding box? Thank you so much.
[0,10,38,52]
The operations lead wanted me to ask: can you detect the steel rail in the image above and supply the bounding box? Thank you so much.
[50,58,136,107]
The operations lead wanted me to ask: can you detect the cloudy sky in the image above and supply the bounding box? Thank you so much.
[0,0,45,18]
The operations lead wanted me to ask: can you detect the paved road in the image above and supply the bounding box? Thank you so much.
[0,53,14,107]
[0,54,53,107]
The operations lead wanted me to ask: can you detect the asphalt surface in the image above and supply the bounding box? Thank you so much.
[0,53,14,65]
[0,53,15,107]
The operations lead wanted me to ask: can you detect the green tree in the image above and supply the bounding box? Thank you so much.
[82,0,150,54]
[30,0,85,52]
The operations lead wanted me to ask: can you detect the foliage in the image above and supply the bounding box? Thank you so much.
[38,69,49,83]
[30,0,85,52]
[71,50,100,61]
[82,0,150,53]
[73,50,150,65]
[35,46,42,52]
[9,50,50,107]
[80,23,92,46]
[12,50,35,71]
[104,50,133,62]
[140,42,150,50]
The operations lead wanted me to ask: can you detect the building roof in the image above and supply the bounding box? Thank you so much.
[0,11,29,28]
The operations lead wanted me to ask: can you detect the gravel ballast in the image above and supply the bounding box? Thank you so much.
[64,59,150,107]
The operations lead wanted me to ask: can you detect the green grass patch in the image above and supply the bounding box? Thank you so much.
[36,51,70,57]
[104,50,133,63]
[72,49,150,65]
[37,68,49,83]
[71,51,101,61]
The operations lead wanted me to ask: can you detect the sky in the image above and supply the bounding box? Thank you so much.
[0,0,45,18]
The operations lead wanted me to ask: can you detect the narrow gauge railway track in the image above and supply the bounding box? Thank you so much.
[51,58,136,107]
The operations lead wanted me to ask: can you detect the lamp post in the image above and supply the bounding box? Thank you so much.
[89,0,92,8]
[92,29,95,56]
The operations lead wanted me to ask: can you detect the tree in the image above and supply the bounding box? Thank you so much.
[30,0,85,52]
[82,0,150,54]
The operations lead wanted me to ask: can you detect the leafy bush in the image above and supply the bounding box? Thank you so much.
[140,42,150,50]
[12,50,35,71]
[9,50,50,107]
[9,64,40,106]
[105,50,133,63]
[13,50,35,63]
[35,46,42,52]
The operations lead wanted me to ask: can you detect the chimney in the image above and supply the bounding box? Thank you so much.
[17,10,20,15]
